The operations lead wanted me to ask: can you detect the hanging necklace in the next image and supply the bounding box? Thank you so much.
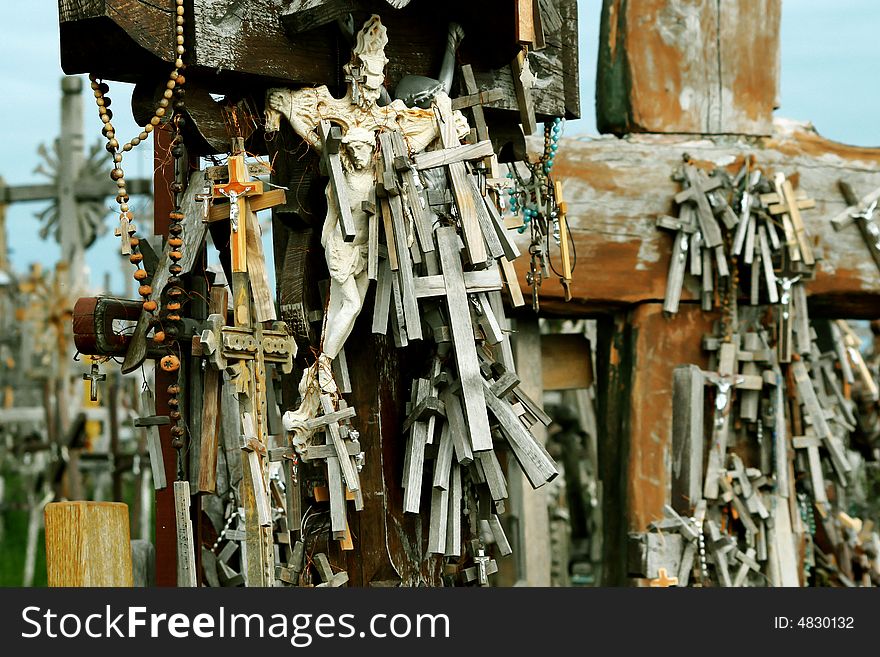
[89,0,189,477]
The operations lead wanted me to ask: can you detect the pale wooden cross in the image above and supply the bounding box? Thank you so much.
[133,388,169,491]
[317,120,356,242]
[761,173,816,265]
[656,204,699,314]
[413,226,502,455]
[675,163,725,249]
[732,548,760,587]
[835,320,880,401]
[791,358,852,485]
[114,211,136,255]
[452,64,503,145]
[701,340,763,500]
[289,395,362,545]
[833,181,880,275]
[732,167,762,257]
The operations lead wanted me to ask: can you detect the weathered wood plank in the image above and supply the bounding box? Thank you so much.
[596,0,780,135]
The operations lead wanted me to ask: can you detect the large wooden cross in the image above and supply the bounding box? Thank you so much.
[517,0,880,586]
[200,138,293,586]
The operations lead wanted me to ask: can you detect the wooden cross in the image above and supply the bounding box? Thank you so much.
[81,359,106,402]
[737,332,772,422]
[675,164,725,249]
[317,120,356,242]
[835,320,879,402]
[554,179,573,301]
[134,388,169,491]
[114,212,136,255]
[649,567,679,587]
[435,98,489,267]
[761,173,816,265]
[462,546,497,586]
[212,140,265,279]
[732,548,760,587]
[201,140,293,586]
[792,429,829,509]
[732,167,762,257]
[700,340,763,500]
[791,358,852,484]
[453,64,503,145]
[427,226,497,453]
[833,181,880,275]
[294,395,362,543]
[775,267,801,364]
[656,205,699,314]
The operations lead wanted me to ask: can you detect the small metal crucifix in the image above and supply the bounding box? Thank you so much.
[82,359,106,402]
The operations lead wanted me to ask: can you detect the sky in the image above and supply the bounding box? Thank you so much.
[1,0,879,292]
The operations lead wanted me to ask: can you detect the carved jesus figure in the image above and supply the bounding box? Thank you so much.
[268,14,468,445]
[265,14,467,361]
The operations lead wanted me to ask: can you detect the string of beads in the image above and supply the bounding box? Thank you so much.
[90,0,189,474]
[506,117,564,234]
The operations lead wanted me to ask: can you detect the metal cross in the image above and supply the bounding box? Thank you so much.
[474,548,491,586]
[82,360,106,402]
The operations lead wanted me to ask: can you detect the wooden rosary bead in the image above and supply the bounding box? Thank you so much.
[167,397,180,408]
[152,330,166,343]
[168,225,182,236]
[167,276,183,287]
[143,300,158,312]
[169,251,183,262]
[171,438,185,449]
[169,410,181,421]
[110,167,124,180]
[165,313,182,322]
[129,237,139,249]
[170,182,184,193]
[116,193,129,204]
[160,354,181,372]
[168,264,183,275]
[167,383,181,395]
[165,301,181,311]
[133,269,148,281]
[138,284,152,297]
[129,253,143,264]
[169,211,184,220]
[168,237,183,248]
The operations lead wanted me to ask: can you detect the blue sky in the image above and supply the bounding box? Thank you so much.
[2,0,879,291]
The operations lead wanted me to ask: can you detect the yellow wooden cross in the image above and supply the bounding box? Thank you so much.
[211,141,265,277]
[649,567,679,587]
[554,179,573,301]
[761,174,816,265]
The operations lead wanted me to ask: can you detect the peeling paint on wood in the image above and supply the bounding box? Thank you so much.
[597,0,781,136]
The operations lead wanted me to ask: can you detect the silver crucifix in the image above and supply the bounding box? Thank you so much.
[218,189,240,232]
